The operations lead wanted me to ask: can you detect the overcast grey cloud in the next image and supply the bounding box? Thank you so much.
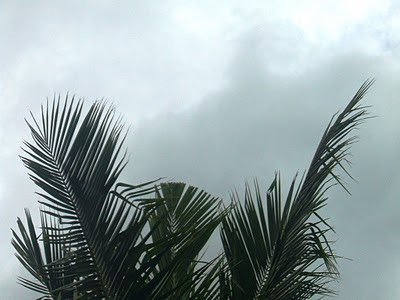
[1,1,400,299]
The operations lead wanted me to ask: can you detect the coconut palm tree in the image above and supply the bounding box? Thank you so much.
[12,80,373,299]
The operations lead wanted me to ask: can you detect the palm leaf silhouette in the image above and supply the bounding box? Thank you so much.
[12,80,373,299]
[220,80,373,299]
[12,97,204,299]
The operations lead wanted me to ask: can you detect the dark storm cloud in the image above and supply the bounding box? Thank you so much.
[126,47,378,199]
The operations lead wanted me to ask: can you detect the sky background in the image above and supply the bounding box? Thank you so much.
[1,1,400,298]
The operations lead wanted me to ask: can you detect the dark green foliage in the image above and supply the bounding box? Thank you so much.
[12,80,373,299]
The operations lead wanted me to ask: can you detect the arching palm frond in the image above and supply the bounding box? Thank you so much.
[220,80,374,299]
[11,97,179,299]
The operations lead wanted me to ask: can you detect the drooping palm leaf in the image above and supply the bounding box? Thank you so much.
[220,80,374,299]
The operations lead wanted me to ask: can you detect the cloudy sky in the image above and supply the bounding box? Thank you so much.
[1,0,400,298]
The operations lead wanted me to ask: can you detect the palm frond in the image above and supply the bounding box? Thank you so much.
[13,96,173,299]
[18,96,128,297]
[12,209,53,300]
[148,182,228,299]
[220,80,373,299]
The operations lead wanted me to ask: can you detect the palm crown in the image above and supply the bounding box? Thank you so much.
[12,80,373,299]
